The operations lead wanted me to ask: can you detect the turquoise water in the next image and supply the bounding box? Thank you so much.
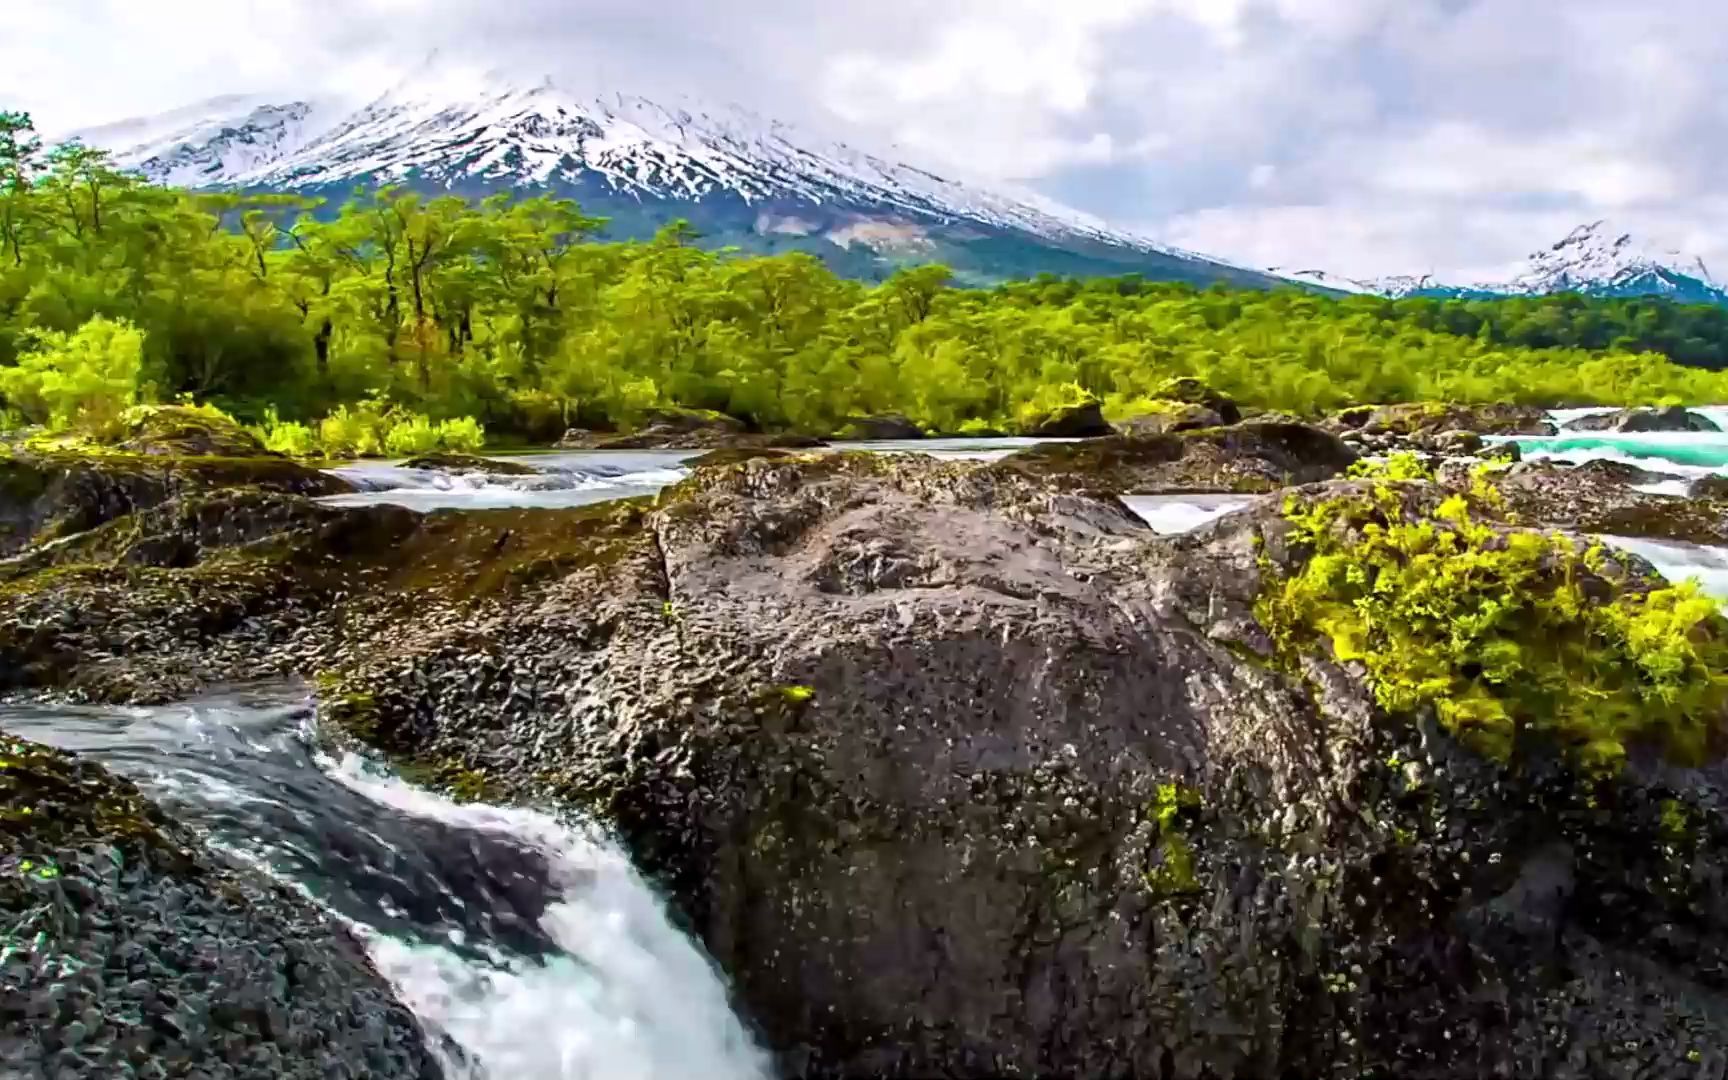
[1504,434,1728,472]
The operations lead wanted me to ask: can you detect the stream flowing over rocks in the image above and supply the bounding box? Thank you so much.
[6,412,1728,1077]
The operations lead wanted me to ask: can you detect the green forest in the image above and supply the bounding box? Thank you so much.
[5,110,1728,454]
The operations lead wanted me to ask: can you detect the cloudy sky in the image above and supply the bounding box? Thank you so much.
[7,0,1723,282]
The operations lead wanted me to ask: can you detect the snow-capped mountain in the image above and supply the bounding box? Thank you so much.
[73,60,1288,289]
[1333,222,1728,305]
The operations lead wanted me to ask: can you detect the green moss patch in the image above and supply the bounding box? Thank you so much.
[1257,477,1728,772]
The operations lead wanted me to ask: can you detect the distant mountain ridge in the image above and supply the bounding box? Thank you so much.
[1276,221,1728,306]
[71,59,1292,289]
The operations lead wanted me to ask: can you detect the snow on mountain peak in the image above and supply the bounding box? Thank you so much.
[1329,221,1728,305]
[70,64,1211,265]
[1505,219,1718,296]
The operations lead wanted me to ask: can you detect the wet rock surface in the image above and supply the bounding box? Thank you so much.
[0,450,352,557]
[398,452,538,476]
[996,421,1358,494]
[0,735,442,1079]
[7,449,1728,1078]
[837,414,924,440]
[559,407,825,450]
[1562,406,1722,433]
[1491,459,1728,546]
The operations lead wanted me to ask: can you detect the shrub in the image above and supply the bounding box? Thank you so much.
[1257,477,1728,773]
[249,407,319,457]
[318,404,383,458]
[382,414,441,457]
[0,317,146,432]
[435,416,485,452]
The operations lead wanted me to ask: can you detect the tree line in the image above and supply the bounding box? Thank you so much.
[4,109,1728,450]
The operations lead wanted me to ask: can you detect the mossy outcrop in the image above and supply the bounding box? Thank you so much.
[7,453,1728,1078]
[0,734,441,1078]
[1019,399,1113,438]
[1113,401,1226,435]
[1149,376,1242,424]
[112,404,275,457]
[995,420,1358,494]
[0,450,352,557]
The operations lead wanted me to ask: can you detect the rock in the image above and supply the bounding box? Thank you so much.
[838,414,925,440]
[1433,429,1484,455]
[0,451,353,557]
[0,735,441,1078]
[1491,460,1728,546]
[1562,406,1722,433]
[1692,476,1728,501]
[1151,377,1242,424]
[1327,403,1557,439]
[560,410,824,451]
[996,421,1357,494]
[11,456,1728,1077]
[398,452,538,477]
[112,404,274,457]
[1570,458,1688,488]
[1113,402,1226,436]
[1020,400,1113,438]
[683,447,803,469]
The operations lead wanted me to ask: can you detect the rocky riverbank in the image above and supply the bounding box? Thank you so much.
[5,412,1728,1077]
[0,735,443,1079]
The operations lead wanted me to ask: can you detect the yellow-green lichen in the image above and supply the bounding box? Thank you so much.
[1256,477,1728,773]
[1144,781,1203,896]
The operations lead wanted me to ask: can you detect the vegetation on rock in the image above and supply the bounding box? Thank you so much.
[1257,469,1728,772]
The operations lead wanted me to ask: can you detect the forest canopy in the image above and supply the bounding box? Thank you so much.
[5,110,1728,449]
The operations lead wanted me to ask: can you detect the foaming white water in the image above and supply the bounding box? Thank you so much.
[321,459,691,511]
[321,753,773,1080]
[1599,535,1728,605]
[1120,494,1255,535]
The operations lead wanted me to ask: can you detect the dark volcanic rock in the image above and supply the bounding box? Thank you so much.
[561,411,824,450]
[0,451,353,557]
[9,455,1728,1078]
[838,414,925,440]
[398,452,538,477]
[1491,460,1728,546]
[996,421,1357,494]
[0,735,440,1078]
[1693,475,1728,501]
[1329,403,1557,439]
[1563,406,1721,433]
[1020,400,1113,438]
[1570,457,1689,488]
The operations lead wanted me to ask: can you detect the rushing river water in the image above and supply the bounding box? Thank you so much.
[0,689,773,1080]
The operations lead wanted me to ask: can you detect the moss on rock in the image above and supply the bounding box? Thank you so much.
[1256,474,1728,772]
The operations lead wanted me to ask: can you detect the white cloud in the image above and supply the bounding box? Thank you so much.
[8,0,1728,279]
